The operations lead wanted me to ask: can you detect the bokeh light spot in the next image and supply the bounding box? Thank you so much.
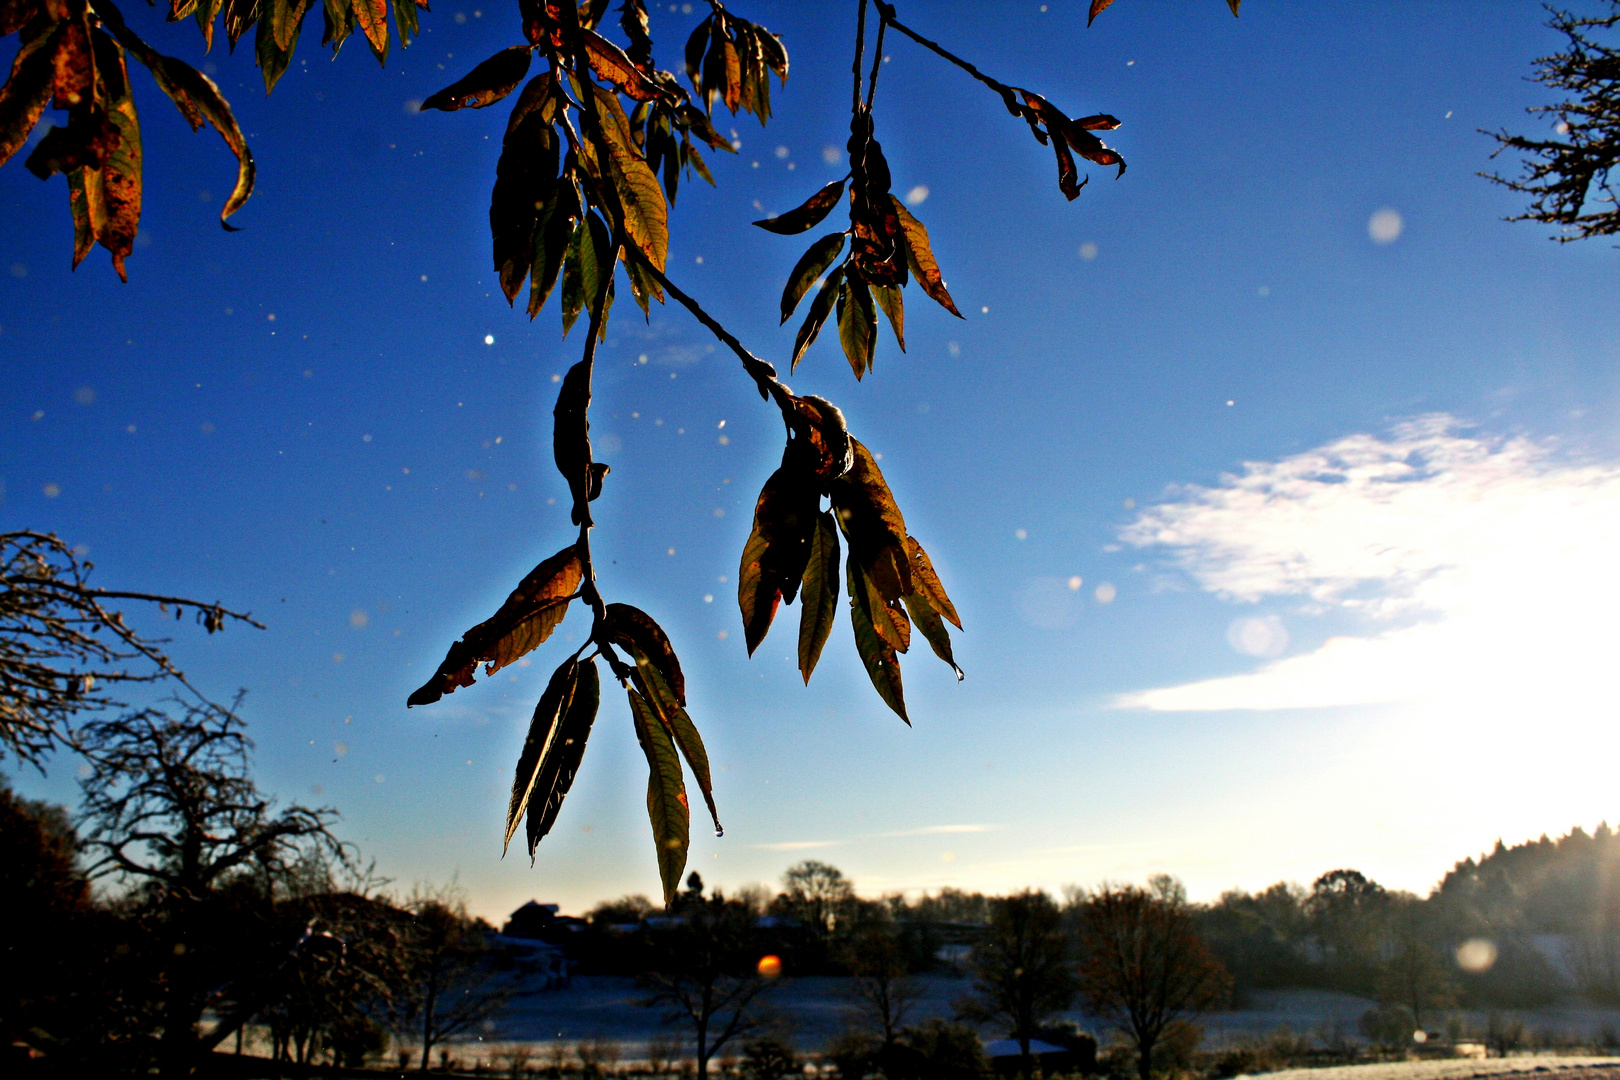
[1368,207,1404,244]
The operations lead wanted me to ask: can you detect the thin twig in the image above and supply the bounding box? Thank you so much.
[852,0,869,113]
[866,10,888,110]
[621,246,799,430]
[876,2,1022,110]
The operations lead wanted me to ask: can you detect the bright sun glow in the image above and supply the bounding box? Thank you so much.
[1117,415,1620,720]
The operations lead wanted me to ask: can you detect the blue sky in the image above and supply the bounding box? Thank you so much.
[4,1,1619,922]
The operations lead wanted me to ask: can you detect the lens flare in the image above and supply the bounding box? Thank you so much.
[757,954,782,978]
[1456,938,1497,974]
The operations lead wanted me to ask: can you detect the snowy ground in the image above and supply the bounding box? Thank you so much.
[1246,1060,1620,1080]
[481,978,1620,1057]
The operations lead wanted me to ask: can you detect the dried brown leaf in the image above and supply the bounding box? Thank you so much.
[753,179,844,235]
[406,545,582,706]
[422,46,533,111]
[738,464,818,654]
[847,558,908,724]
[828,438,910,603]
[890,197,961,318]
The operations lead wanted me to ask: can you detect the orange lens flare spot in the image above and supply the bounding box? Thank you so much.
[756,954,782,978]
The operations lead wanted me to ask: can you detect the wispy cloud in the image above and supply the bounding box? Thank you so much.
[749,825,995,852]
[750,840,841,852]
[1116,415,1620,712]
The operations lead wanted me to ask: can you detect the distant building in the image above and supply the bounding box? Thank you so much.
[497,901,589,988]
[502,901,588,941]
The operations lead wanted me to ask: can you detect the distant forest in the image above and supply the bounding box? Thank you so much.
[563,824,1620,1011]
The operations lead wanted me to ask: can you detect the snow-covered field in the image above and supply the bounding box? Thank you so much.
[482,977,1620,1057]
[1247,1060,1620,1080]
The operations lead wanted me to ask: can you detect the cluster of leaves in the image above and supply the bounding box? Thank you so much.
[0,0,428,277]
[0,0,256,277]
[737,394,960,723]
[420,0,788,333]
[1485,0,1620,243]
[758,112,961,381]
[683,1,785,123]
[760,1,1133,380]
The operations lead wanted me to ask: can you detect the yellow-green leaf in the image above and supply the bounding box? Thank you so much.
[588,82,668,271]
[780,233,844,324]
[791,265,843,372]
[630,689,690,906]
[629,657,720,837]
[67,164,107,269]
[871,283,904,351]
[836,277,877,380]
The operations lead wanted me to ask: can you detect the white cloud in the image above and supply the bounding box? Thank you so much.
[1116,416,1620,711]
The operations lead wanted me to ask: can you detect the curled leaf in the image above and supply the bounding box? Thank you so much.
[583,28,659,101]
[98,3,255,229]
[754,179,844,234]
[407,545,583,706]
[422,46,533,112]
[604,602,685,706]
[787,394,854,481]
[554,357,600,524]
